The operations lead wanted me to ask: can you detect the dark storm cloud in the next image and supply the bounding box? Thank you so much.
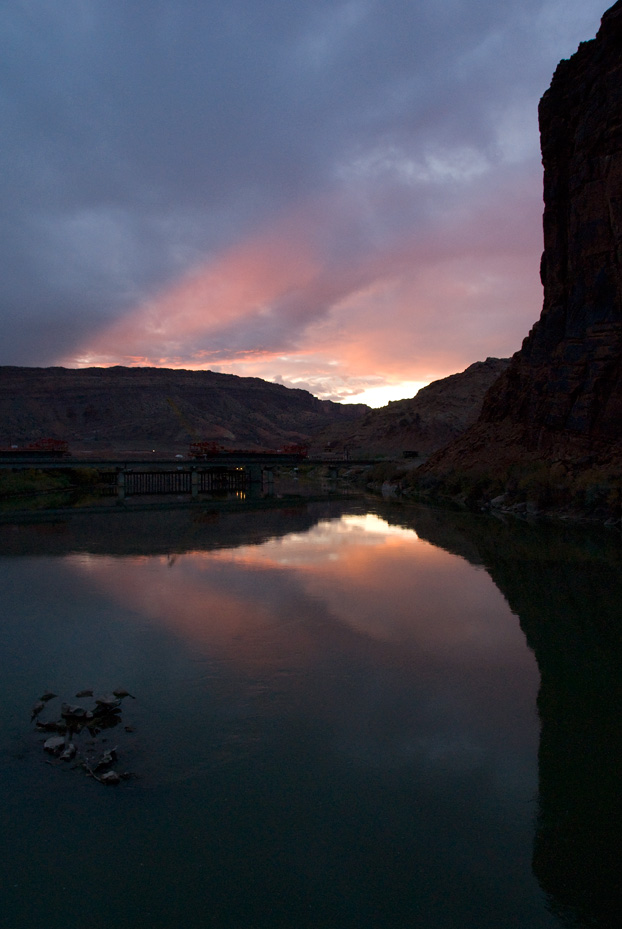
[0,0,607,397]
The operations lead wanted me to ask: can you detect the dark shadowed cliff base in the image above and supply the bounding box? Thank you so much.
[416,1,622,524]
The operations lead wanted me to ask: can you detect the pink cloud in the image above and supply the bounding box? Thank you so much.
[63,170,544,402]
[70,212,321,361]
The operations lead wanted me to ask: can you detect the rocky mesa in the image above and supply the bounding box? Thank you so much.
[419,1,622,518]
[0,366,368,455]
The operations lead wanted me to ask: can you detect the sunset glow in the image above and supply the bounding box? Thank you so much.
[67,513,524,662]
[61,186,543,403]
[1,1,606,404]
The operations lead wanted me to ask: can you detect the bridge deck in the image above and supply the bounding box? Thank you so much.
[0,455,380,470]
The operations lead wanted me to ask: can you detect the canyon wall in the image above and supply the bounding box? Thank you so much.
[422,1,622,488]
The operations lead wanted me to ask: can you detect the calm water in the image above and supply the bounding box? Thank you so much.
[1,499,621,929]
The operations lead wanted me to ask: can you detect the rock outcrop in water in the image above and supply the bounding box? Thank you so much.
[419,1,622,518]
[32,689,136,785]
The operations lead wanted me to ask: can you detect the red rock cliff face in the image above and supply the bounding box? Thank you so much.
[424,1,622,477]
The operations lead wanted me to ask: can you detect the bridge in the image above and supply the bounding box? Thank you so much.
[0,453,378,499]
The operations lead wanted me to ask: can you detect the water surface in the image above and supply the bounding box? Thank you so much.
[1,500,620,928]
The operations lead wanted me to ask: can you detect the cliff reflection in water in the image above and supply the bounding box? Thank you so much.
[2,501,621,927]
[392,505,622,929]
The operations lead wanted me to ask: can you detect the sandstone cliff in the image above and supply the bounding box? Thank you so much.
[0,366,367,454]
[419,1,622,516]
[312,357,509,458]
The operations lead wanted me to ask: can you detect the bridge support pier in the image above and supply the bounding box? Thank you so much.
[247,464,262,484]
[246,464,263,498]
[116,469,126,502]
[191,469,199,498]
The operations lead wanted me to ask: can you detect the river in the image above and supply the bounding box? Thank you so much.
[1,497,620,928]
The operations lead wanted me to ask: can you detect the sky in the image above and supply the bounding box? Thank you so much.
[0,0,608,406]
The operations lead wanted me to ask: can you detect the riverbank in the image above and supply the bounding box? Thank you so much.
[355,459,622,529]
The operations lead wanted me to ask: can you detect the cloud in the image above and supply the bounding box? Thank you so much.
[0,0,607,399]
[65,151,543,397]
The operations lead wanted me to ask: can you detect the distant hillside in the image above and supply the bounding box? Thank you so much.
[311,358,510,458]
[0,366,368,454]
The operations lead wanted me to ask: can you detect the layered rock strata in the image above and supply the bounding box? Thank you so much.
[0,366,367,454]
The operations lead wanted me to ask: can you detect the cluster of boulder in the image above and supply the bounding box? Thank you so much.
[31,688,135,785]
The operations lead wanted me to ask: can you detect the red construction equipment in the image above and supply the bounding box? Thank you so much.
[188,441,224,458]
[0,438,69,458]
